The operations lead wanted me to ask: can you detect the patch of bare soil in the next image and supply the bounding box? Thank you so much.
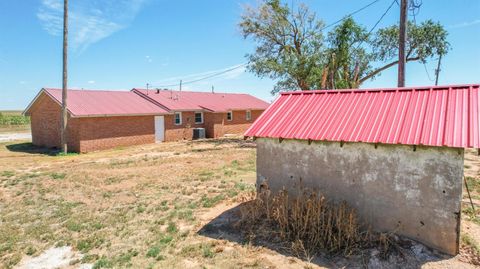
[198,199,477,269]
[15,246,92,269]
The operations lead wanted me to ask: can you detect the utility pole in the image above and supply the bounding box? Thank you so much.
[435,55,442,86]
[179,80,182,91]
[397,0,407,87]
[60,0,68,153]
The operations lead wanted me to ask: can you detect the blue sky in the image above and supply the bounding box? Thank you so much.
[0,0,479,110]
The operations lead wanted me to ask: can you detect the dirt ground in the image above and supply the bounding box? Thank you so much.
[0,139,479,268]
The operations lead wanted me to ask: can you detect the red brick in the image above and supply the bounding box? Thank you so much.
[29,93,265,152]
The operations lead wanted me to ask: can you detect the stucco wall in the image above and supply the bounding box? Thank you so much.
[256,138,464,255]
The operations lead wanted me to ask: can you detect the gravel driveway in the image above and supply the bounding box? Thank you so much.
[0,132,31,142]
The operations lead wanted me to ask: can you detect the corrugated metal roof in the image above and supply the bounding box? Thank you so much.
[245,85,480,149]
[25,88,169,117]
[133,89,270,112]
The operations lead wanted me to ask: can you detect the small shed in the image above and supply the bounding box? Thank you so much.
[245,84,480,255]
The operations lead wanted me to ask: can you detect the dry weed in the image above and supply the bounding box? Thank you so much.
[239,185,396,259]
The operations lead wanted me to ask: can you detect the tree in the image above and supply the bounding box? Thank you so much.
[239,0,326,92]
[240,0,450,93]
[322,17,372,89]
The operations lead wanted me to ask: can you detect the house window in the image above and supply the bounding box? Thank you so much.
[174,112,182,125]
[246,110,252,121]
[227,111,233,121]
[195,112,203,124]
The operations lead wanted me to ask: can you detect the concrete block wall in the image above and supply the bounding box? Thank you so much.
[256,138,464,255]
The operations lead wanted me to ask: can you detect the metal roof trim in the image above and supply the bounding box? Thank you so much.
[246,84,480,149]
[280,84,480,95]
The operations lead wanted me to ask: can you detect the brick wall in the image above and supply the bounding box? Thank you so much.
[164,110,264,140]
[216,110,264,137]
[30,93,266,152]
[164,111,207,141]
[77,116,155,153]
[30,93,62,149]
[30,93,156,152]
[204,112,223,138]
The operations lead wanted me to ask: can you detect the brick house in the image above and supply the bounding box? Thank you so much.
[24,88,269,153]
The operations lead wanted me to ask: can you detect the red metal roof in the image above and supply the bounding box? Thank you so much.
[133,89,269,112]
[25,88,169,117]
[245,85,480,149]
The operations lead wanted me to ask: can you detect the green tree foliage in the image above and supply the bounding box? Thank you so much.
[239,0,450,93]
[239,0,325,92]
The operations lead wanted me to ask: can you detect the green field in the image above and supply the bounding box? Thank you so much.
[0,111,30,133]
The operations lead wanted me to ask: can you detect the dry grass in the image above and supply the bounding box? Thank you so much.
[238,186,396,259]
[0,138,261,268]
[0,140,479,268]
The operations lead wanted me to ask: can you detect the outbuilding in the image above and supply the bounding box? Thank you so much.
[24,88,269,153]
[245,84,480,255]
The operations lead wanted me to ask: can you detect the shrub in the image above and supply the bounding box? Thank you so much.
[239,186,372,256]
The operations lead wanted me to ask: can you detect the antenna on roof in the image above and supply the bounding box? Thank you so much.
[179,80,182,91]
[212,86,214,93]
[146,83,150,95]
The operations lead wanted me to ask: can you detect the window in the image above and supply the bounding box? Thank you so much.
[246,110,252,121]
[227,111,233,121]
[194,112,203,124]
[174,112,182,125]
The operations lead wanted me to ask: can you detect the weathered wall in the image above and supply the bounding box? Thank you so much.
[256,138,464,255]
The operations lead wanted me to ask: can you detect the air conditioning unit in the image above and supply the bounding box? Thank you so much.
[193,128,206,140]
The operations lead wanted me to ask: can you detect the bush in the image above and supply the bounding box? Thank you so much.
[0,113,30,126]
[239,186,375,257]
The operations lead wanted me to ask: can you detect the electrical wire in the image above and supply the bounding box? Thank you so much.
[148,0,386,89]
[320,0,382,31]
[354,0,396,50]
[150,63,247,88]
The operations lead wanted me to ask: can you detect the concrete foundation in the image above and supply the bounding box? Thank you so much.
[256,138,464,255]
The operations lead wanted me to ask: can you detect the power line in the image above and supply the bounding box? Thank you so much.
[423,62,434,81]
[150,0,384,89]
[150,63,247,88]
[320,0,382,31]
[355,0,396,50]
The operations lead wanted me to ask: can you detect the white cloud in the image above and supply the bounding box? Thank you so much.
[87,80,95,84]
[449,19,480,29]
[19,81,28,85]
[145,55,153,63]
[37,0,148,52]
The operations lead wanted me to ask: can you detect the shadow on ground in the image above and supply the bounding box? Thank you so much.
[190,137,257,148]
[5,142,62,156]
[198,201,450,269]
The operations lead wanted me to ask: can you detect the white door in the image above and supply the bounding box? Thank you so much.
[154,116,165,142]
